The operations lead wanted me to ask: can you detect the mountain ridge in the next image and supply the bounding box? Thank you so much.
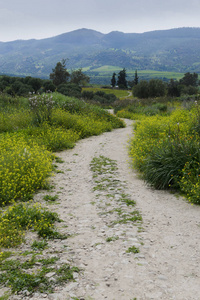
[0,27,200,80]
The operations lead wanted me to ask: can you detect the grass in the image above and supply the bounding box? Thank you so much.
[0,252,79,294]
[82,87,130,98]
[0,202,67,248]
[43,194,59,202]
[106,236,119,242]
[83,66,184,81]
[90,155,142,227]
[126,246,140,254]
[31,240,48,251]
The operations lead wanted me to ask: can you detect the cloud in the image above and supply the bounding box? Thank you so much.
[0,0,200,41]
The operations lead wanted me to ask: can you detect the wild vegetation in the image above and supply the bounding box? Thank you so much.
[0,89,125,296]
[116,88,200,204]
[0,63,200,297]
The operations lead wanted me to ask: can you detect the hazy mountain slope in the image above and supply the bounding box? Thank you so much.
[0,27,200,78]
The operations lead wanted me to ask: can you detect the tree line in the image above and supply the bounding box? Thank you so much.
[110,68,199,98]
[133,72,199,98]
[0,59,90,97]
[0,59,199,100]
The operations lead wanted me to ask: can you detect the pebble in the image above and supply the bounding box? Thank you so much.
[158,275,168,281]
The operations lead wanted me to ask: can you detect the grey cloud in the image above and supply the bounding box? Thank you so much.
[0,0,200,41]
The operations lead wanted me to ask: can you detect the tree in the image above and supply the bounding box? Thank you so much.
[70,68,90,86]
[25,77,43,93]
[179,72,199,87]
[133,79,166,98]
[57,83,82,98]
[128,70,139,88]
[167,79,180,97]
[117,68,127,89]
[133,80,149,98]
[50,59,70,86]
[111,72,116,88]
[148,79,166,97]
[134,70,139,86]
[43,80,56,92]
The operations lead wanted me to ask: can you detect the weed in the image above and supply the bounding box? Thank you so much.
[0,253,79,295]
[0,292,11,300]
[90,156,142,229]
[43,194,59,202]
[0,202,67,248]
[38,257,59,265]
[106,236,119,242]
[126,246,140,254]
[31,240,48,251]
[54,156,65,163]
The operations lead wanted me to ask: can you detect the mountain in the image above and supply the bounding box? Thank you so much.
[0,27,200,80]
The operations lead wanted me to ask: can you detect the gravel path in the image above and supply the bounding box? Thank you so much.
[17,118,200,300]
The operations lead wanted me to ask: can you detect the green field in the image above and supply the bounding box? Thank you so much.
[83,65,185,84]
[82,87,130,98]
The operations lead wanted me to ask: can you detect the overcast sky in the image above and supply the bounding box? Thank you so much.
[1,0,200,42]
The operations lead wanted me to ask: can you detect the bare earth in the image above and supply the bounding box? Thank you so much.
[12,118,200,300]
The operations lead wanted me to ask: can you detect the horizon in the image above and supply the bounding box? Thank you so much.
[1,26,200,43]
[1,0,200,42]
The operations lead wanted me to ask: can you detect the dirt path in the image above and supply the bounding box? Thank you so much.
[32,119,200,300]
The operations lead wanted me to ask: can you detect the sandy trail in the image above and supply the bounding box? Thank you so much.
[31,118,200,300]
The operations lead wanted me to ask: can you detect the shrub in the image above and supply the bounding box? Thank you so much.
[129,106,200,203]
[28,93,54,125]
[82,90,94,99]
[0,133,52,205]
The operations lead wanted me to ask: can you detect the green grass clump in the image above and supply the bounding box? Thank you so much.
[126,246,140,254]
[31,240,48,251]
[43,194,59,202]
[0,255,79,294]
[106,236,119,242]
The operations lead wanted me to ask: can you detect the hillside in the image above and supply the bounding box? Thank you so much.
[0,27,200,82]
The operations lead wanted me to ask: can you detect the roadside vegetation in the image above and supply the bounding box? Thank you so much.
[0,87,125,297]
[115,72,200,205]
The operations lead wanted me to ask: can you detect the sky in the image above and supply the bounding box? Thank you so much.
[1,0,200,42]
